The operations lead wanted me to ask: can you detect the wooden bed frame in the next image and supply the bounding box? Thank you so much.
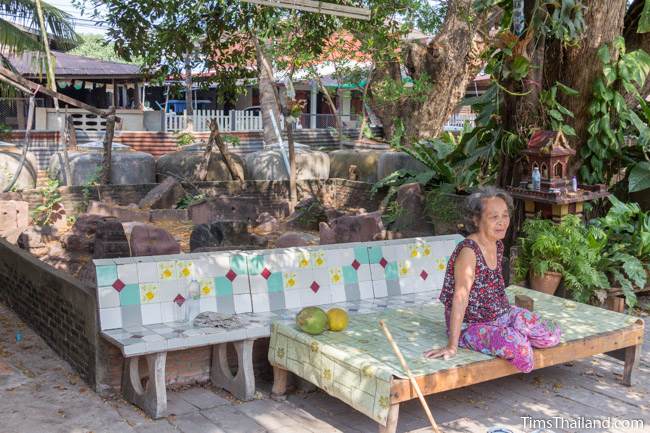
[271,318,644,433]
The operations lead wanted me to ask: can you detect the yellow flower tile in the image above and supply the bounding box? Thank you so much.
[140,283,158,303]
[329,267,342,284]
[298,253,310,269]
[176,261,193,279]
[436,258,446,271]
[313,251,326,268]
[408,245,419,258]
[284,272,297,289]
[421,243,431,256]
[199,279,214,297]
[158,262,175,280]
[398,260,411,276]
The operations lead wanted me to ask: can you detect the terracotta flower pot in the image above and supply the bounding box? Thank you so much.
[530,271,562,295]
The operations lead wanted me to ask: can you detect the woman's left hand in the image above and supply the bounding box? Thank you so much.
[423,345,457,360]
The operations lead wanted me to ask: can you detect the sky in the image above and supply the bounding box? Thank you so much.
[46,0,109,35]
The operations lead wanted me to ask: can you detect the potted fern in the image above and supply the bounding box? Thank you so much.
[515,215,609,299]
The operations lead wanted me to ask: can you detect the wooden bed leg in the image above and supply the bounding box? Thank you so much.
[622,344,641,387]
[379,403,400,433]
[271,366,289,398]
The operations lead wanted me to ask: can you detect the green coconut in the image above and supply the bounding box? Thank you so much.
[296,306,329,335]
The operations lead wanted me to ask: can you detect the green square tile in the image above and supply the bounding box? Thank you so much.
[230,254,247,274]
[342,265,358,284]
[248,255,265,275]
[214,276,233,296]
[119,284,140,306]
[96,265,117,287]
[384,262,399,281]
[354,246,370,264]
[367,246,383,264]
[267,272,283,293]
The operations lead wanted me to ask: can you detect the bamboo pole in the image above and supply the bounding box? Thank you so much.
[379,320,441,433]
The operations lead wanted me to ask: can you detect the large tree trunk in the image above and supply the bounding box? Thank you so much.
[367,0,493,144]
[252,34,282,148]
[544,0,627,173]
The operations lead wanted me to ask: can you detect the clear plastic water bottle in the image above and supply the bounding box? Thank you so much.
[532,167,541,191]
[187,280,200,323]
[571,176,578,192]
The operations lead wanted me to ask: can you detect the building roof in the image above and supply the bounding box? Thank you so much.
[6,50,142,80]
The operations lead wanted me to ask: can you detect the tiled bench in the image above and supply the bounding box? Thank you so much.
[94,234,462,418]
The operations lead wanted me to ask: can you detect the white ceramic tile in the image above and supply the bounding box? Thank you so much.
[310,267,329,287]
[158,280,179,303]
[93,258,115,266]
[141,303,162,325]
[137,261,158,283]
[145,340,168,353]
[370,264,386,281]
[232,274,250,295]
[205,253,230,276]
[359,281,374,299]
[330,248,354,267]
[161,302,186,323]
[117,263,138,284]
[372,280,388,298]
[113,257,135,265]
[382,245,399,262]
[176,260,194,280]
[251,293,270,312]
[98,286,120,309]
[99,307,122,330]
[357,265,372,282]
[199,297,217,312]
[300,287,331,307]
[193,258,214,279]
[123,342,147,357]
[233,293,252,313]
[249,275,268,294]
[246,325,271,339]
[330,284,346,303]
[284,289,302,310]
[399,277,416,294]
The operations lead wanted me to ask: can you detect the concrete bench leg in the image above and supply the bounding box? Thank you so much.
[211,339,255,401]
[122,352,167,419]
[379,403,400,433]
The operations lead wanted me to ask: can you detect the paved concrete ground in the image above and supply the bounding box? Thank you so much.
[1,302,649,433]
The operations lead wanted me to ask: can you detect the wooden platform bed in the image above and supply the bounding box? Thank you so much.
[269,287,645,433]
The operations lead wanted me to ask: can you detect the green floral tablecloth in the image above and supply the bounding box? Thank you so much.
[268,286,641,425]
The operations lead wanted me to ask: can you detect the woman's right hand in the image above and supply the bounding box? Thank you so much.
[423,345,457,360]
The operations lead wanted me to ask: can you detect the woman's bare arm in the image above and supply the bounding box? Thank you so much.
[424,247,476,359]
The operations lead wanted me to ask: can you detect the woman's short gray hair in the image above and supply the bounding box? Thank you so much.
[464,186,513,233]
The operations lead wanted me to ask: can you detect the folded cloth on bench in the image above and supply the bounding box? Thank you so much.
[268,286,642,425]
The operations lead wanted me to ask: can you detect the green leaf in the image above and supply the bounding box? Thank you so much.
[510,55,530,80]
[556,81,579,96]
[628,161,650,192]
[561,124,576,136]
[639,0,650,33]
[597,45,611,64]
[548,109,563,121]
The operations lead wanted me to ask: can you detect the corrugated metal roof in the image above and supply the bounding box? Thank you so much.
[5,50,142,79]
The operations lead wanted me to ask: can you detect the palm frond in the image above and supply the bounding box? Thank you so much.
[0,0,79,51]
[0,17,41,55]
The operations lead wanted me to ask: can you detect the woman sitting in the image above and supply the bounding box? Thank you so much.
[424,187,561,372]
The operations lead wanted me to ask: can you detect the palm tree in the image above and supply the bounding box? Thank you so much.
[0,0,78,67]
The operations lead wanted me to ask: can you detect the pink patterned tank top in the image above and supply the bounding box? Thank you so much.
[438,238,510,323]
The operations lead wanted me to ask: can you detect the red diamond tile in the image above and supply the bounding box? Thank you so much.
[310,281,320,293]
[379,258,388,268]
[261,267,272,280]
[174,294,185,306]
[351,259,360,270]
[226,269,237,281]
[112,279,125,292]
[420,270,428,280]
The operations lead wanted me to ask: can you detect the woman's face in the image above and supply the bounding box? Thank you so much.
[476,197,510,241]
